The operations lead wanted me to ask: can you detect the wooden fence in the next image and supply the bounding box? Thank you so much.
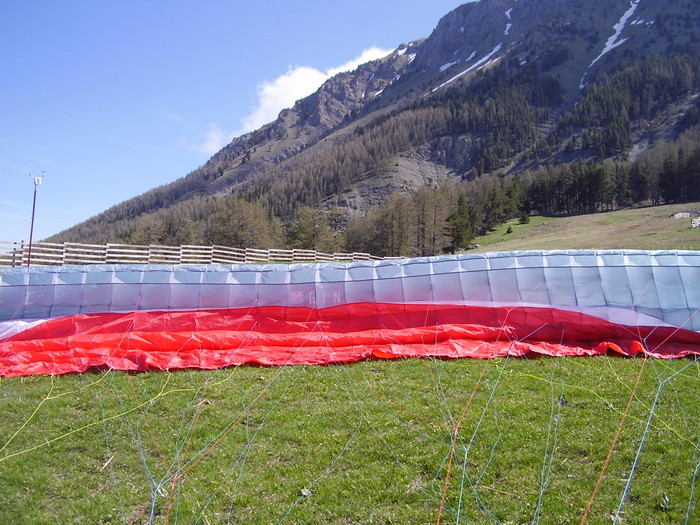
[0,241,381,268]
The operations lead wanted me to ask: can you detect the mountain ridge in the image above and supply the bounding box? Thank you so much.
[49,0,700,248]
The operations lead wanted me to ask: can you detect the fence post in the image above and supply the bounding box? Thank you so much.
[13,241,23,268]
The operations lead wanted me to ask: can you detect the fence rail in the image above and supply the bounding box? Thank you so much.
[0,241,381,268]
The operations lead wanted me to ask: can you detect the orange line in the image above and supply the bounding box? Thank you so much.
[435,361,487,525]
[579,356,648,524]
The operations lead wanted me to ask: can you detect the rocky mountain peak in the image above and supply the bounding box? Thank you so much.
[411,0,515,75]
[294,44,419,131]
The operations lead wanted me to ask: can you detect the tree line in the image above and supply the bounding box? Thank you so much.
[347,126,700,257]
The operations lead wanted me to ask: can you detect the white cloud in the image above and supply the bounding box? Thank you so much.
[238,46,393,134]
[326,46,392,76]
[193,122,231,156]
[239,66,328,134]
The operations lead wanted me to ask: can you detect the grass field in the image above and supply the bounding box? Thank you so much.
[1,358,698,524]
[472,202,700,252]
[1,203,699,524]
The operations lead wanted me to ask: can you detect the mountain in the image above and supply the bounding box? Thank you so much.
[50,0,700,252]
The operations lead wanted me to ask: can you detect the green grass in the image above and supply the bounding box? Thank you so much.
[1,357,698,524]
[471,202,700,253]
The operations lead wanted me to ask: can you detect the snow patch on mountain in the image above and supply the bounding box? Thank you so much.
[580,0,641,88]
[432,44,503,93]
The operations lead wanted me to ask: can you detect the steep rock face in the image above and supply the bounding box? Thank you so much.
[295,45,421,131]
[205,44,422,183]
[412,0,516,74]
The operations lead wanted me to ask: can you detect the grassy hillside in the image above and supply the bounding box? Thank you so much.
[471,202,700,253]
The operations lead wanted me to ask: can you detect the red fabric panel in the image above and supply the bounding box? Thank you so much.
[1,303,698,377]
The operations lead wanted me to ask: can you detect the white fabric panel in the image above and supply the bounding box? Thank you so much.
[373,274,406,304]
[227,283,260,308]
[622,252,660,313]
[314,281,345,308]
[0,268,30,286]
[256,282,288,307]
[344,277,374,305]
[258,267,294,307]
[111,282,143,311]
[53,281,84,304]
[491,267,521,304]
[545,266,577,307]
[401,274,431,302]
[345,263,376,305]
[432,257,461,276]
[27,268,56,285]
[263,268,292,284]
[402,260,430,278]
[514,253,550,305]
[317,266,348,308]
[174,268,204,284]
[600,266,634,309]
[25,285,54,319]
[665,308,694,330]
[653,265,687,310]
[430,272,464,303]
[199,284,229,309]
[140,283,171,310]
[458,258,493,303]
[168,284,195,310]
[113,267,144,284]
[430,258,465,303]
[572,263,606,307]
[370,264,397,303]
[377,259,406,279]
[679,265,700,314]
[228,266,259,285]
[82,283,112,312]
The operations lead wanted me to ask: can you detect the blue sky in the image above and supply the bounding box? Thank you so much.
[0,0,466,243]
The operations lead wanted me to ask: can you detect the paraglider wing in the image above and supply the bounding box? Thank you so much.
[1,250,699,376]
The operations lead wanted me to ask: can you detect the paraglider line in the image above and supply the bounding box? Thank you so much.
[172,316,329,482]
[614,356,700,522]
[457,350,511,524]
[532,362,564,524]
[435,361,487,525]
[580,356,648,525]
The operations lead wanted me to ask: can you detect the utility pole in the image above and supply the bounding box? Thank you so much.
[27,171,45,267]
